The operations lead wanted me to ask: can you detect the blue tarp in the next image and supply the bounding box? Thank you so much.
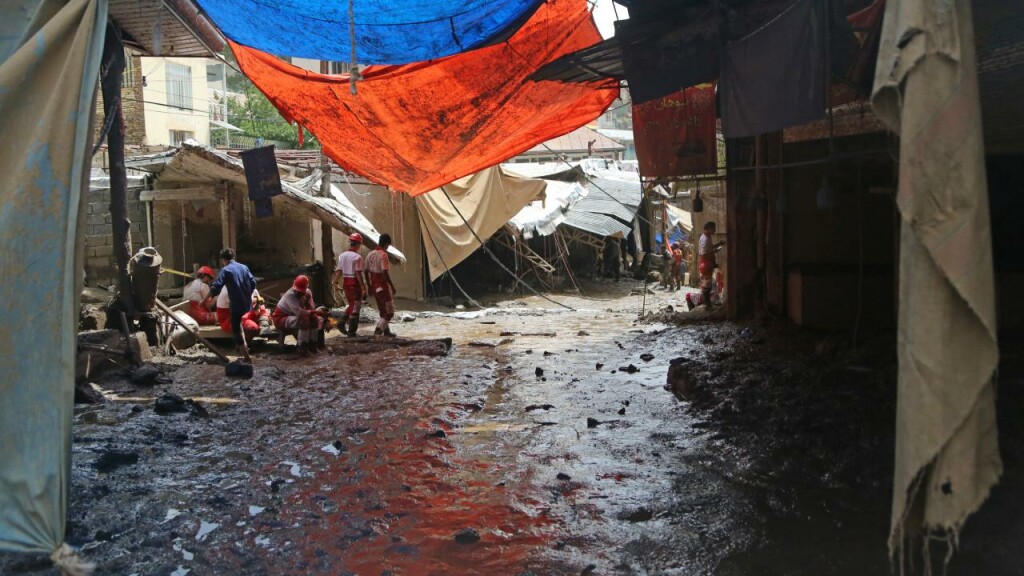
[196,0,543,64]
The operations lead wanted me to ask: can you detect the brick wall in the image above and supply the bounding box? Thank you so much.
[83,185,149,288]
[93,50,147,147]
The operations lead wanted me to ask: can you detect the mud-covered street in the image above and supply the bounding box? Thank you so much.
[3,283,1022,576]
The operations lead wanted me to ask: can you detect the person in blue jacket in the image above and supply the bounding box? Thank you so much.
[209,247,257,362]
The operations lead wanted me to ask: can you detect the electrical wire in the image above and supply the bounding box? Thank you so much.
[413,203,483,309]
[439,186,573,310]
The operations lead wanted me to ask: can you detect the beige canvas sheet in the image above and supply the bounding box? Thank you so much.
[871,0,1001,560]
[417,166,546,281]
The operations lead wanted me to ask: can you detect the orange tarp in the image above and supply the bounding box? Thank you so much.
[230,0,618,196]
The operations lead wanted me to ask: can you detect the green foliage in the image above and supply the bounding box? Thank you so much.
[222,51,317,149]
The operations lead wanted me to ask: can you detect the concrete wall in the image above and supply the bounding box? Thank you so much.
[337,182,425,300]
[140,57,212,146]
[83,185,149,288]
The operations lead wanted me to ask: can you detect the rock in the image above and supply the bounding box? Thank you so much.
[618,364,639,374]
[408,338,453,357]
[619,507,654,522]
[582,564,597,575]
[577,330,590,337]
[79,304,106,331]
[130,363,162,386]
[617,407,626,416]
[542,351,556,357]
[453,528,480,544]
[586,417,600,429]
[155,393,188,415]
[639,353,654,362]
[499,331,520,337]
[556,472,572,481]
[74,381,105,404]
[186,399,210,418]
[525,404,554,412]
[167,312,200,350]
[595,363,604,370]
[225,360,254,378]
[666,360,695,401]
[535,367,544,378]
[94,450,139,473]
[428,429,447,438]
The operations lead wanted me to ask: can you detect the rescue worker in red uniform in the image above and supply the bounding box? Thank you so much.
[183,266,217,325]
[364,233,397,337]
[332,232,366,337]
[272,275,325,355]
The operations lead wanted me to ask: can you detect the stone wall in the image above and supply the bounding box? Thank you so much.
[93,50,147,147]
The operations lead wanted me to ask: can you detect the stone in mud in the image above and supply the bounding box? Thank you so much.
[543,351,556,356]
[666,360,694,401]
[154,393,188,414]
[587,418,600,428]
[74,381,104,404]
[525,404,555,412]
[618,407,626,415]
[130,363,162,386]
[454,528,480,544]
[556,472,572,481]
[618,364,639,374]
[582,564,597,575]
[225,360,254,378]
[535,367,544,377]
[639,353,655,362]
[596,363,604,370]
[577,330,590,336]
[427,429,447,438]
[619,507,654,522]
[94,450,140,473]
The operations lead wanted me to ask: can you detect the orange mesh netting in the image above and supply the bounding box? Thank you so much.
[230,0,618,196]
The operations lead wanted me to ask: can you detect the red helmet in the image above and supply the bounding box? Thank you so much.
[348,232,363,244]
[293,275,310,292]
[198,266,215,278]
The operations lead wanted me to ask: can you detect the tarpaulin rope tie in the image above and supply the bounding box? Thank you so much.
[440,186,574,311]
[348,0,360,95]
[51,543,95,576]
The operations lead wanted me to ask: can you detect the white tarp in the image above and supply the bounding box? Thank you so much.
[0,0,107,567]
[508,180,587,239]
[872,0,1001,560]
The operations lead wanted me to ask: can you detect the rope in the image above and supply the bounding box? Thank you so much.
[414,203,483,309]
[51,543,95,576]
[348,0,360,95]
[439,186,573,311]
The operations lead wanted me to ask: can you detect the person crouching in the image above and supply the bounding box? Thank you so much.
[184,266,218,325]
[272,275,325,355]
[364,233,398,337]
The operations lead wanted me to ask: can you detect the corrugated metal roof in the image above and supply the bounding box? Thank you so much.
[563,210,632,238]
[527,125,625,154]
[529,36,624,82]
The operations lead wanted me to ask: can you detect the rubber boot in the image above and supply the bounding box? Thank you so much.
[317,329,326,350]
[347,317,359,337]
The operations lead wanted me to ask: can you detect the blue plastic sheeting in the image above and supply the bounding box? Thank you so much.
[196,0,543,64]
[0,0,107,557]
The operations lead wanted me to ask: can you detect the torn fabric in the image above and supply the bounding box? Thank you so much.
[230,0,618,196]
[508,180,588,239]
[871,0,1001,559]
[417,166,546,281]
[0,0,107,556]
[197,0,541,64]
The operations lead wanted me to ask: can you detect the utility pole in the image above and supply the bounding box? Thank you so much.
[100,24,134,314]
[318,59,336,307]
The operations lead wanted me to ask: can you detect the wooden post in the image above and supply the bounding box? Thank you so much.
[101,25,134,311]
[318,60,336,307]
[220,193,231,249]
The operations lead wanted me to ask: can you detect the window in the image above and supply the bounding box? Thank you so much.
[330,61,352,75]
[166,62,193,110]
[169,130,194,146]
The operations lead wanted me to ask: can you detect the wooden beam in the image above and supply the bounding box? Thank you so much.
[220,195,231,248]
[140,187,220,202]
[154,299,231,363]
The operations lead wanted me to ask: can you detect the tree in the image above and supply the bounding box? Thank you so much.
[222,51,317,149]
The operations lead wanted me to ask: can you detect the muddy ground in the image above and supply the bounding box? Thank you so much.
[3,280,1022,575]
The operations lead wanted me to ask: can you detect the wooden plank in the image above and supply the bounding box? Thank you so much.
[154,299,231,363]
[140,187,219,202]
